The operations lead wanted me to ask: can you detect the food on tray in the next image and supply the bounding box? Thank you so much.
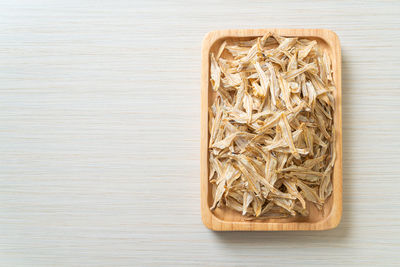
[208,32,336,217]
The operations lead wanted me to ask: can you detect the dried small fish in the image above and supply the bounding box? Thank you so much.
[278,114,299,159]
[253,61,269,98]
[237,33,272,70]
[208,32,336,217]
[298,40,317,60]
[216,41,227,60]
[210,53,221,91]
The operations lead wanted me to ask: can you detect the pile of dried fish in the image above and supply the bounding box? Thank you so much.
[208,32,336,217]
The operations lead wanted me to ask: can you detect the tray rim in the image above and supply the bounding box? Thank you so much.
[201,28,342,231]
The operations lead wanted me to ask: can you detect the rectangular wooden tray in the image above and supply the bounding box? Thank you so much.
[201,29,342,231]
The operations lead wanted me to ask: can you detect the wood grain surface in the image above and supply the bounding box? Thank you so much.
[0,0,400,266]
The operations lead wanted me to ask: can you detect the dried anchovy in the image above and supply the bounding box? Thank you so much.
[209,32,336,217]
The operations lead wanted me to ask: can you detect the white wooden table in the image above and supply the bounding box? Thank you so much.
[1,0,399,266]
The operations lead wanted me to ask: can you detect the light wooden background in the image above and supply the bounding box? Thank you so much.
[0,0,399,266]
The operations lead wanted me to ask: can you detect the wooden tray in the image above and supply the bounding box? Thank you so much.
[201,29,342,231]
